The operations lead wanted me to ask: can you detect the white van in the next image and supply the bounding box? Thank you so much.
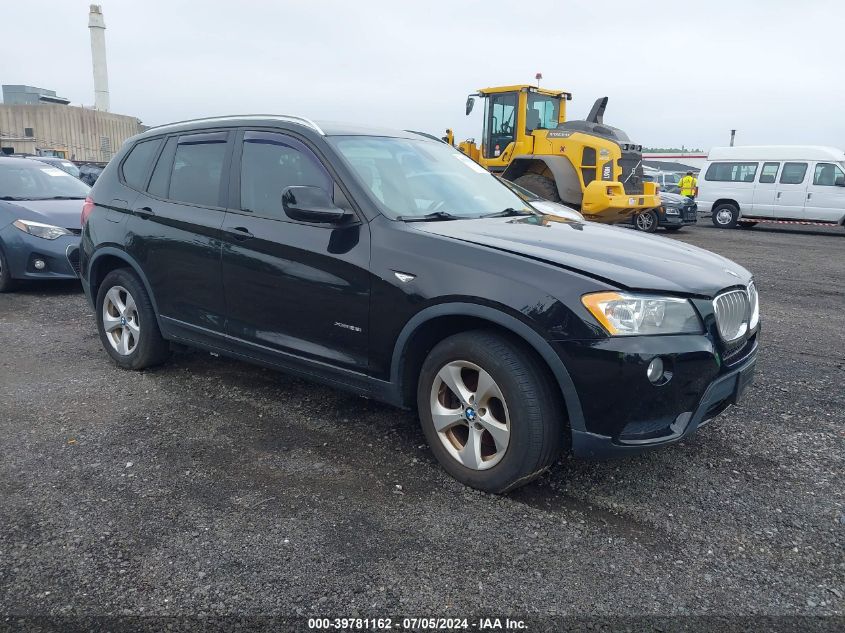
[697,146,845,228]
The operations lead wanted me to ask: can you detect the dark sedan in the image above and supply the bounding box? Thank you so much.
[633,191,698,232]
[0,157,88,291]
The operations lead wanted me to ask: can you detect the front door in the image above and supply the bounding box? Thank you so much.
[126,131,232,332]
[749,161,780,217]
[805,162,845,222]
[482,92,518,167]
[773,161,809,219]
[220,130,370,373]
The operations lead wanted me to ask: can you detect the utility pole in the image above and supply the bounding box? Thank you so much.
[730,129,736,147]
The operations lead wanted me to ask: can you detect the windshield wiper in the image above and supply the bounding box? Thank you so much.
[396,211,462,222]
[0,196,30,201]
[45,196,86,200]
[480,207,533,218]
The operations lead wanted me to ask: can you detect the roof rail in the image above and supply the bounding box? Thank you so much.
[147,115,325,135]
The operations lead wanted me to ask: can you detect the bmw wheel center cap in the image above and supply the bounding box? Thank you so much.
[465,407,477,421]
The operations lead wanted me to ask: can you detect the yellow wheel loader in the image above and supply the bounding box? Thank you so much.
[451,85,658,223]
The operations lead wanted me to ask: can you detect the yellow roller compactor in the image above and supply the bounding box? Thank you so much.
[448,85,658,223]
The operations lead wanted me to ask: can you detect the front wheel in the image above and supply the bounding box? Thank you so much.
[417,330,566,493]
[511,173,561,202]
[712,203,739,229]
[634,209,658,232]
[96,268,170,370]
[0,244,18,293]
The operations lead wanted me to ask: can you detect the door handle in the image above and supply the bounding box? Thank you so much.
[776,192,782,199]
[134,206,155,219]
[807,193,812,200]
[226,226,254,240]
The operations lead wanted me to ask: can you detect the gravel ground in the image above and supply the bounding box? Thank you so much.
[0,222,843,629]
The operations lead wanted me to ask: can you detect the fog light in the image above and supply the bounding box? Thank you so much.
[647,357,664,383]
[34,259,46,270]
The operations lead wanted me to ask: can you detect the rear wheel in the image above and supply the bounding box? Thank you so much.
[634,209,658,232]
[0,244,18,293]
[712,203,739,229]
[96,268,170,370]
[512,173,561,202]
[417,330,566,493]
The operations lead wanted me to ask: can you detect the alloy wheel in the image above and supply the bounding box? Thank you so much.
[102,285,140,356]
[636,212,654,231]
[429,360,511,470]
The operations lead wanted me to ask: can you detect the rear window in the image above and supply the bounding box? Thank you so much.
[121,139,162,190]
[779,162,808,185]
[704,162,758,183]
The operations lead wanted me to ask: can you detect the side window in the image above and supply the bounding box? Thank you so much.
[779,162,808,185]
[239,131,332,217]
[168,132,229,207]
[704,162,758,182]
[147,137,177,198]
[812,162,845,186]
[758,162,780,184]
[120,139,162,191]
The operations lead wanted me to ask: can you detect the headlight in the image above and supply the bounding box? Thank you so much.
[582,291,702,336]
[12,219,72,240]
[747,281,759,330]
[664,207,680,215]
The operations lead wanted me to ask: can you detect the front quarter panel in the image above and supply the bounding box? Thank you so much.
[367,215,608,381]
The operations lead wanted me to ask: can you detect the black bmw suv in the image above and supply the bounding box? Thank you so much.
[80,116,759,493]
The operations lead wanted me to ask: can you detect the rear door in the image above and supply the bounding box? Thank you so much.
[125,130,232,332]
[749,161,780,217]
[220,129,371,372]
[773,162,809,219]
[805,162,845,222]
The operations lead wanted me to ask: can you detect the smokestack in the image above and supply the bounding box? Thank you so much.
[88,4,110,112]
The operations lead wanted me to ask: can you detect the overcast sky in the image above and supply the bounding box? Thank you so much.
[1,0,843,151]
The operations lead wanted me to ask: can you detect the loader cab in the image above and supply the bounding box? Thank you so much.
[462,85,570,171]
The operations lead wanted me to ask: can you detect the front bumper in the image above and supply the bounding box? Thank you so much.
[660,205,698,226]
[555,331,758,458]
[0,225,80,280]
[581,180,661,224]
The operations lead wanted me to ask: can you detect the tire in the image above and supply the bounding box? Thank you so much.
[0,244,18,293]
[664,226,683,232]
[712,203,739,229]
[512,173,561,202]
[95,268,170,370]
[417,330,566,493]
[634,210,658,233]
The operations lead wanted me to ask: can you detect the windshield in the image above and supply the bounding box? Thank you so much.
[328,136,532,220]
[0,162,91,200]
[52,160,81,178]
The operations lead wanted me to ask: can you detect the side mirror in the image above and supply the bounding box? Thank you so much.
[282,186,349,223]
[465,96,475,116]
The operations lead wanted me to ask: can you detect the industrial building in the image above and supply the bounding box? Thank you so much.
[0,100,143,161]
[0,5,142,163]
